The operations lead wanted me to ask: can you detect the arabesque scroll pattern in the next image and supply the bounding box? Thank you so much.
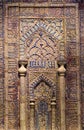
[20,19,64,64]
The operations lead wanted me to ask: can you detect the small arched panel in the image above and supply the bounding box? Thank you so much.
[34,81,52,130]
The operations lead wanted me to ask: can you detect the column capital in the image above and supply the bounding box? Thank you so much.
[57,59,66,66]
[30,99,35,108]
[30,100,35,109]
[19,60,28,66]
[18,60,28,76]
[57,59,66,75]
[57,64,66,75]
[51,98,56,106]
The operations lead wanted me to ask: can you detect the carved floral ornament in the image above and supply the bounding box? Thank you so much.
[20,19,65,68]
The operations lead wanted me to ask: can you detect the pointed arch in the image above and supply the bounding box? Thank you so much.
[20,21,56,44]
[29,74,56,89]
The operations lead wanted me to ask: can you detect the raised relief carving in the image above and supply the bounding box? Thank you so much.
[20,19,64,66]
[29,74,56,130]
